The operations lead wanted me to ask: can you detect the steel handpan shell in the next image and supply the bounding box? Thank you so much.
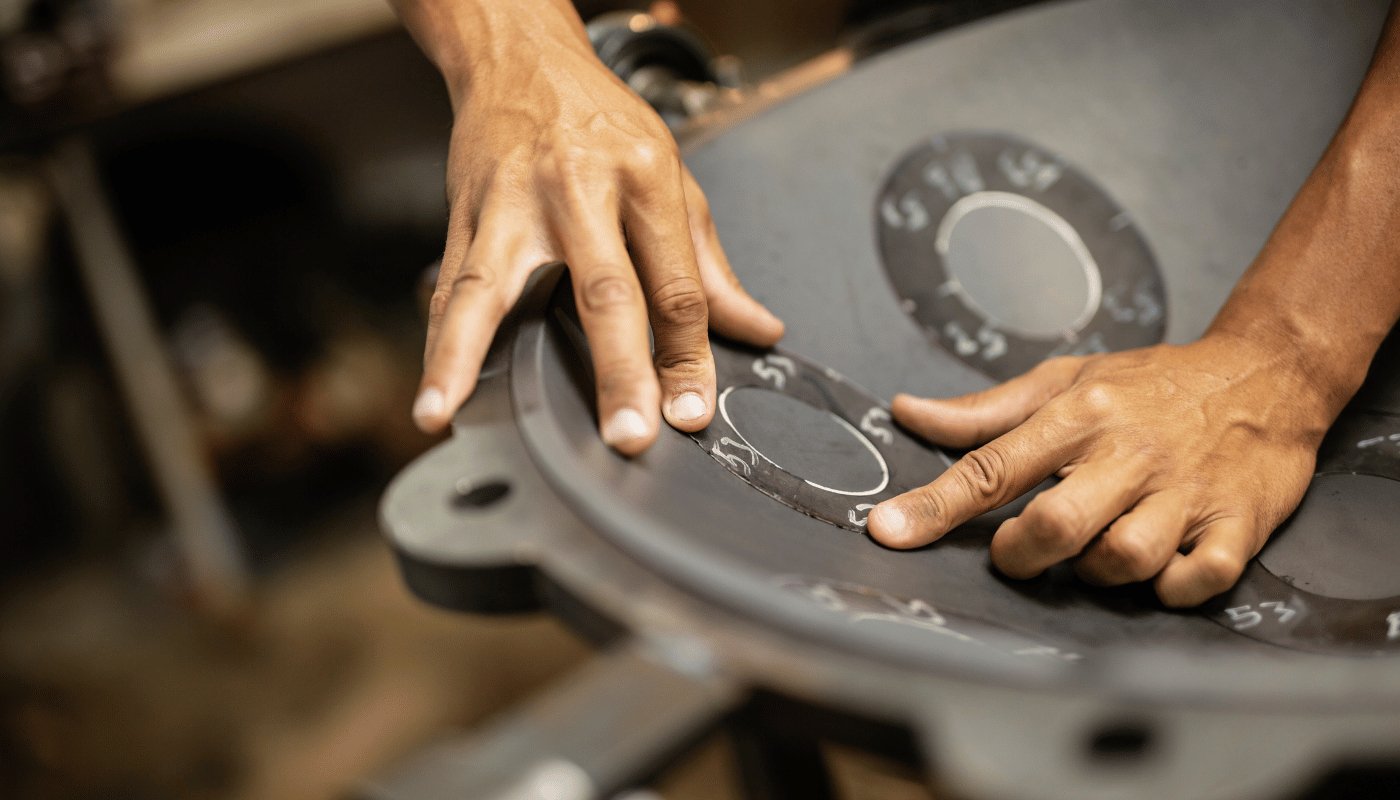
[380,1,1400,797]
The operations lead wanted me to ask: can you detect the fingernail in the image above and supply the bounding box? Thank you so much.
[872,505,908,538]
[412,387,445,428]
[602,408,649,446]
[669,392,707,422]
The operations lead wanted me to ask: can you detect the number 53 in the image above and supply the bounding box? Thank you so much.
[1225,601,1297,630]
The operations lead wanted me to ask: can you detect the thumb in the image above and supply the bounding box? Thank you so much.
[893,356,1084,448]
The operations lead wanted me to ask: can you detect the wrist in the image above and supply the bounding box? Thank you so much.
[399,0,593,107]
[1200,322,1366,423]
[1204,120,1400,418]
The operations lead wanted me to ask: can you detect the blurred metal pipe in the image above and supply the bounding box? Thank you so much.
[44,137,249,616]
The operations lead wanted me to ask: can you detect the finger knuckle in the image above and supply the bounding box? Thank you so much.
[906,490,949,531]
[621,139,673,178]
[427,289,453,327]
[537,144,590,192]
[654,348,709,375]
[1021,504,1079,552]
[1195,547,1245,591]
[580,272,638,312]
[1043,493,1090,528]
[958,447,1007,501]
[451,265,497,292]
[451,267,510,316]
[1078,382,1120,419]
[595,360,648,399]
[650,276,708,328]
[1101,530,1157,581]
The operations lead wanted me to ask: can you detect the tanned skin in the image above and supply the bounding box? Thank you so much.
[393,0,783,455]
[870,4,1400,606]
[392,0,1400,607]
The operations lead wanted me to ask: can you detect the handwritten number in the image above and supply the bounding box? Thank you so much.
[977,327,1007,361]
[880,192,930,231]
[997,148,1062,192]
[1357,433,1400,450]
[1259,601,1297,624]
[711,437,757,476]
[848,503,877,528]
[1225,605,1263,630]
[1103,283,1164,328]
[860,408,894,445]
[943,322,1007,361]
[1226,602,1299,632]
[924,150,984,201]
[751,355,795,389]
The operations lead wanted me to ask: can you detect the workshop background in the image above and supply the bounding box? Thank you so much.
[0,1,1007,798]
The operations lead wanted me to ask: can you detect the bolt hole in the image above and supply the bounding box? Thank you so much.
[1085,720,1155,764]
[451,478,511,510]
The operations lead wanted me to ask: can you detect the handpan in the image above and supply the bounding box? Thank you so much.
[378,2,1400,799]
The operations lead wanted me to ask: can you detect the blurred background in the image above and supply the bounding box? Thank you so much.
[0,0,1044,797]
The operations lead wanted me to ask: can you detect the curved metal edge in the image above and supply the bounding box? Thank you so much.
[917,691,1400,800]
[507,262,1400,699]
[522,507,1397,800]
[500,273,1400,800]
[382,346,1400,799]
[379,368,569,614]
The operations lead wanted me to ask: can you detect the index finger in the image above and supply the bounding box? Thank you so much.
[868,409,1082,548]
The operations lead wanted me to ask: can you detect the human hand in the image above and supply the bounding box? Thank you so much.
[867,335,1335,606]
[411,29,783,453]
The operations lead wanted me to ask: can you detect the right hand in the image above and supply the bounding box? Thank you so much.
[411,26,784,454]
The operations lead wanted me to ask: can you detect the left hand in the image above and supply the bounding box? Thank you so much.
[866,334,1334,607]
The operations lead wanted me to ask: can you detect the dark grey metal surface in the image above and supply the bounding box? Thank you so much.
[522,283,1261,664]
[686,337,950,532]
[875,131,1165,379]
[509,0,1396,666]
[1258,474,1400,604]
[686,0,1384,396]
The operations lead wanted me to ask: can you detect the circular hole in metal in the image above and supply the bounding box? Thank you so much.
[720,386,889,496]
[451,478,512,511]
[1256,473,1400,601]
[1085,720,1155,763]
[937,191,1101,338]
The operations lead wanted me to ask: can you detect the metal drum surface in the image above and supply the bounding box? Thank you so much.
[513,0,1397,666]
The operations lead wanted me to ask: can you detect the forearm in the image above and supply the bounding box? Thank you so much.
[388,0,593,103]
[1208,3,1400,413]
